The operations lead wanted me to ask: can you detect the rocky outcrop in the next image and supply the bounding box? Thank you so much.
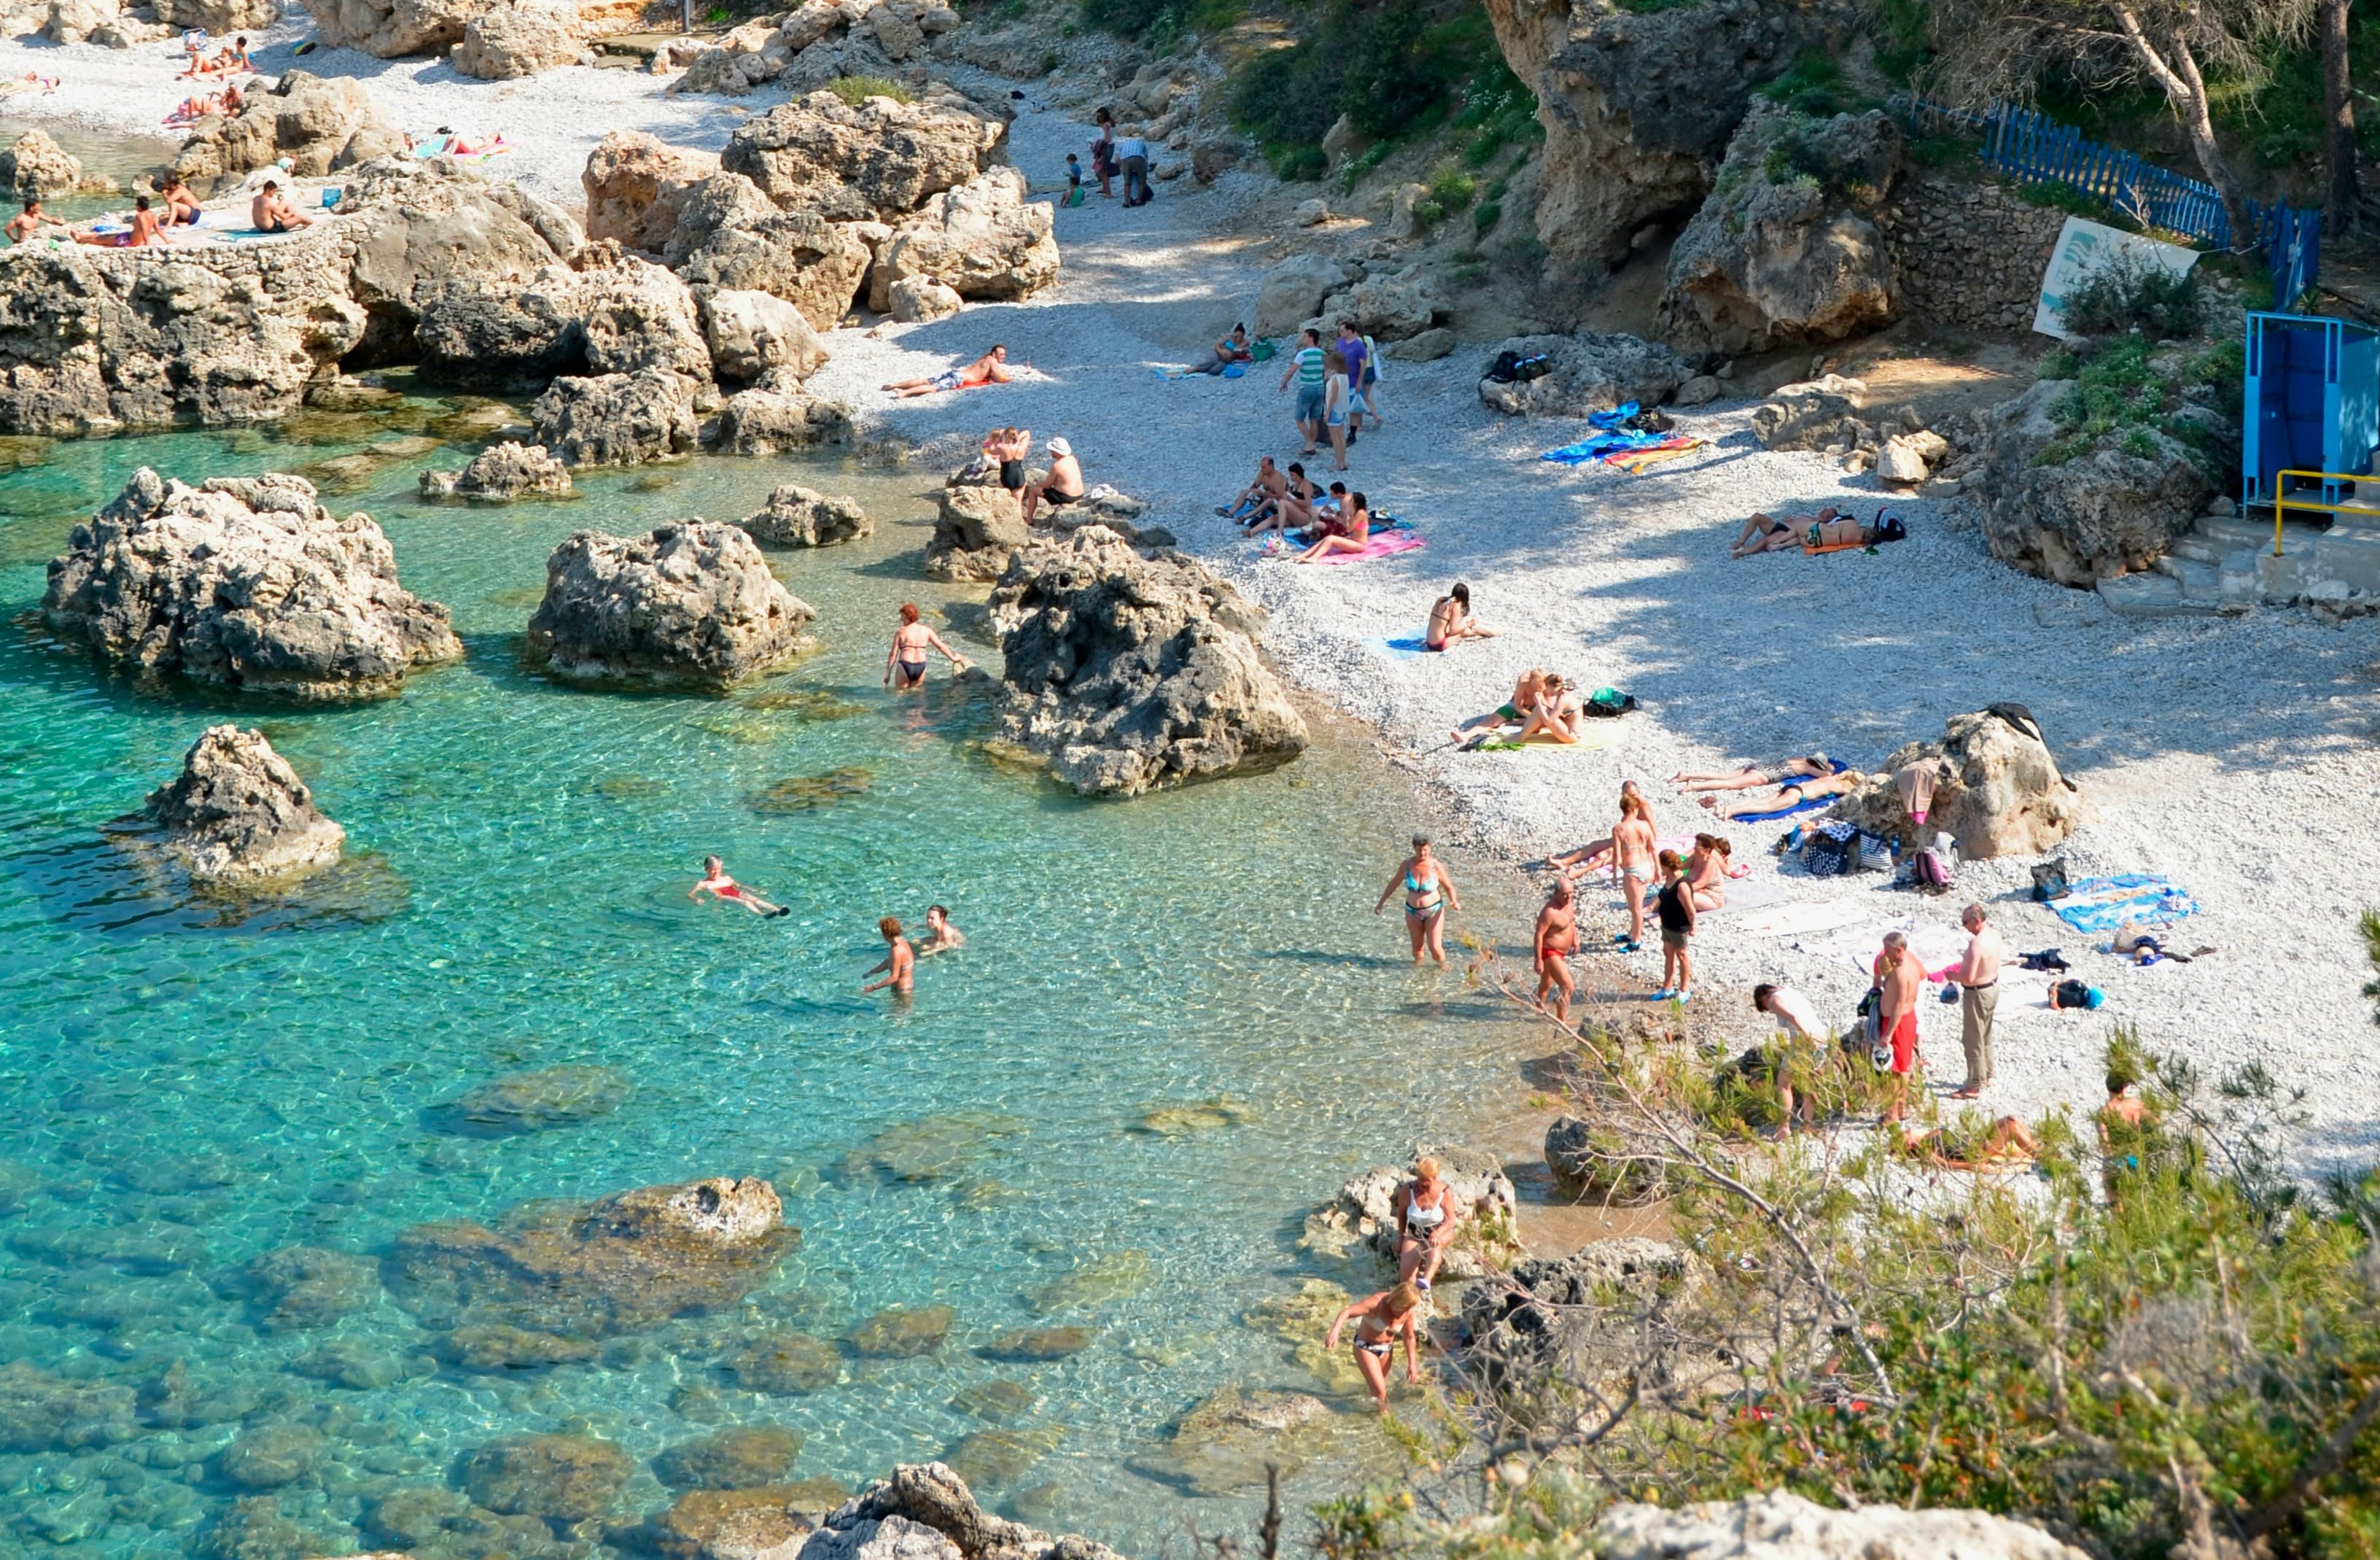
[671,0,958,97]
[451,0,583,79]
[416,255,710,389]
[384,1176,797,1336]
[1478,332,1692,417]
[829,1461,1123,1560]
[1544,1112,1671,1204]
[989,527,1309,797]
[890,276,962,323]
[1972,379,2217,586]
[875,168,1057,306]
[1749,373,1870,451]
[136,725,346,883]
[1592,1491,2088,1560]
[1832,709,2091,860]
[1479,0,1864,293]
[1659,103,1902,354]
[708,368,853,457]
[677,207,875,330]
[1254,252,1355,339]
[155,0,279,29]
[526,521,815,690]
[583,131,724,255]
[1298,1144,1520,1278]
[701,288,831,384]
[1461,1236,1708,1384]
[1,129,92,198]
[173,71,407,184]
[297,0,489,55]
[42,470,461,700]
[419,441,573,502]
[925,475,1028,583]
[38,0,120,44]
[338,157,586,363]
[739,484,871,548]
[532,369,702,467]
[719,89,1004,220]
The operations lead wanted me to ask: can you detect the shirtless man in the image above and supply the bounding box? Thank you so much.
[1873,931,1925,1122]
[915,904,965,956]
[862,917,917,996]
[74,196,171,248]
[1611,791,1657,952]
[252,180,311,233]
[1022,435,1083,524]
[1949,903,2002,1098]
[1701,768,1862,820]
[1533,878,1579,1022]
[6,198,66,244]
[1218,455,1287,523]
[883,344,1014,399]
[1249,462,1320,538]
[1450,667,1547,748]
[1730,506,1840,558]
[157,174,203,226]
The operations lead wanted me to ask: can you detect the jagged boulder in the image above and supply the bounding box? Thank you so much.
[154,0,279,29]
[890,276,963,323]
[831,1462,1124,1560]
[739,484,871,548]
[678,208,875,330]
[1478,332,1692,417]
[1749,373,1870,451]
[39,0,118,43]
[297,0,490,55]
[419,441,572,502]
[1460,1236,1708,1384]
[1297,1144,1520,1278]
[526,521,814,689]
[924,476,1028,583]
[0,129,86,198]
[1972,379,2216,585]
[452,0,582,79]
[1832,709,2091,861]
[1320,272,1440,341]
[416,254,707,387]
[337,158,584,362]
[876,168,1057,306]
[1254,252,1355,339]
[989,527,1309,797]
[701,288,830,383]
[173,71,405,183]
[136,726,346,883]
[708,368,853,457]
[1592,1491,2088,1560]
[531,369,701,467]
[719,89,1003,219]
[42,470,461,700]
[582,131,724,255]
[1660,103,1902,354]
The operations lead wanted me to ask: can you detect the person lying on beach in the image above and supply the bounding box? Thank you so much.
[1218,455,1286,521]
[915,904,965,955]
[424,126,502,156]
[1534,877,1578,1022]
[1190,323,1253,375]
[252,181,311,233]
[690,855,790,917]
[1323,1281,1425,1412]
[1295,490,1370,562]
[1022,435,1084,524]
[1672,756,1834,793]
[885,602,969,688]
[1699,767,1862,818]
[1448,668,1547,746]
[157,174,203,225]
[5,198,66,244]
[1375,833,1458,966]
[883,345,1014,399]
[72,197,171,247]
[1895,1116,2041,1171]
[862,917,916,996]
[1731,506,1840,559]
[1426,583,1497,651]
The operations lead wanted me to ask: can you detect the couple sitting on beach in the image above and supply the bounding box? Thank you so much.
[12,195,177,248]
[181,34,251,76]
[1449,667,1594,748]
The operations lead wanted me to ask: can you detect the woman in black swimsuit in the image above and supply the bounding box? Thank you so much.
[884,602,968,690]
[1324,1281,1426,1411]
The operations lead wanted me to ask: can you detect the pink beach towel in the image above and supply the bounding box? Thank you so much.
[1306,532,1425,565]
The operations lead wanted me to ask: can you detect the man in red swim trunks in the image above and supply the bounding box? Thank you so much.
[1874,931,1924,1122]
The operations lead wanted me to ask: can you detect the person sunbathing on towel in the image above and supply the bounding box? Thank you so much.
[1514,673,1585,744]
[72,196,171,247]
[1699,768,1862,819]
[1450,668,1547,747]
[1550,780,1652,881]
[1731,505,1840,558]
[1673,756,1833,793]
[252,180,311,233]
[1895,1116,2040,1171]
[1295,490,1371,562]
[884,345,1014,399]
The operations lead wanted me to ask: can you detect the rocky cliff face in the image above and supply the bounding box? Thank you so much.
[137,725,347,883]
[171,71,406,183]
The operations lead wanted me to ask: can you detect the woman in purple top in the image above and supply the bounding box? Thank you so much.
[1336,323,1369,438]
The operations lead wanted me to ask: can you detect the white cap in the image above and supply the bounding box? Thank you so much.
[1046,437,1071,457]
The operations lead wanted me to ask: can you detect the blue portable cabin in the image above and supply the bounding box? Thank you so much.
[2242,311,2380,510]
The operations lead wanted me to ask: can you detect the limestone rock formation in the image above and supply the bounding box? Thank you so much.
[39,0,119,44]
[1972,379,2216,585]
[739,484,871,548]
[876,168,1057,305]
[701,288,831,383]
[418,255,709,387]
[989,527,1309,797]
[674,0,955,96]
[532,369,701,467]
[1322,272,1441,341]
[1479,0,1863,293]
[526,521,815,689]
[419,441,573,502]
[582,131,724,255]
[1750,373,1870,451]
[298,0,491,55]
[1660,103,1902,354]
[890,276,962,323]
[1298,1144,1520,1278]
[338,158,584,362]
[173,71,406,183]
[137,726,346,884]
[1592,1490,2088,1560]
[1833,709,2091,860]
[1544,1112,1670,1204]
[155,0,279,29]
[452,0,583,79]
[43,470,461,700]
[924,476,1028,583]
[1,129,88,198]
[1461,1236,1708,1384]
[384,1176,797,1336]
[1477,332,1692,417]
[831,1461,1124,1560]
[719,89,1003,219]
[657,170,786,268]
[708,368,853,457]
[1254,252,1355,338]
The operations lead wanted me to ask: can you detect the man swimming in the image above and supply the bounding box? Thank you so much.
[688,855,790,917]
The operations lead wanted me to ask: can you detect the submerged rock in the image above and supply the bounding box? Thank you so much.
[734,1331,844,1394]
[1243,1279,1364,1395]
[419,441,574,503]
[989,527,1308,797]
[435,1322,600,1371]
[1127,1387,1339,1497]
[747,767,872,814]
[462,1432,634,1520]
[527,521,817,691]
[1024,1252,1149,1315]
[975,1327,1091,1362]
[214,1421,325,1490]
[649,1486,817,1560]
[848,1304,956,1358]
[383,1176,798,1337]
[940,1427,1061,1492]
[0,1362,137,1451]
[656,1425,806,1491]
[364,1484,561,1558]
[135,726,346,885]
[43,470,461,700]
[236,1244,379,1330]
[739,484,872,548]
[949,1381,1035,1422]
[430,1064,632,1135]
[840,1113,1024,1184]
[1133,1099,1256,1136]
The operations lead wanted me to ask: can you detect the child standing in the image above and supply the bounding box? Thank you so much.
[1653,849,1695,1002]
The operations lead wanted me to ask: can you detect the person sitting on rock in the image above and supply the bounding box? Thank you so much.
[73,196,171,248]
[5,198,66,244]
[689,855,789,917]
[862,916,916,997]
[1700,767,1864,819]
[157,174,203,226]
[1391,1157,1462,1289]
[252,179,311,234]
[1731,505,1840,558]
[1022,435,1084,524]
[882,344,1014,399]
[1323,1281,1426,1412]
[915,904,965,956]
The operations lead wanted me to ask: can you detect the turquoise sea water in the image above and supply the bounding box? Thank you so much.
[0,382,1540,1556]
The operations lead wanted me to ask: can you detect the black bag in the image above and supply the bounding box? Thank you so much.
[2030,859,2070,901]
[1987,702,2044,745]
[1802,822,1862,878]
[1873,508,1908,543]
[1583,687,1638,718]
[1485,350,1521,384]
[1513,353,1554,381]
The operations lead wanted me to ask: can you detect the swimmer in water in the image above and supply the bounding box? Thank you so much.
[915,904,966,956]
[1323,1281,1426,1412]
[884,602,969,689]
[689,855,790,917]
[862,916,916,996]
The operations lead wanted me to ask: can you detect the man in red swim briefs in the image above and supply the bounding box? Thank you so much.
[1874,931,1925,1122]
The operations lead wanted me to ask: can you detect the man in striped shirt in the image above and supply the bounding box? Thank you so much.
[1276,327,1327,456]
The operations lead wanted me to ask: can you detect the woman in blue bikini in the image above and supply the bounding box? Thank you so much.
[1375,834,1460,966]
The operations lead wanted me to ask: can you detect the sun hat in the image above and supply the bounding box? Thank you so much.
[1046,437,1072,456]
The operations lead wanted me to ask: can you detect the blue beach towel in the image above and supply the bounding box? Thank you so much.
[1718,761,1855,823]
[1541,430,1668,465]
[1369,635,1434,659]
[1586,403,1640,429]
[2050,874,2198,934]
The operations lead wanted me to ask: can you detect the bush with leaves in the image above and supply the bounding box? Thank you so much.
[2061,247,2205,337]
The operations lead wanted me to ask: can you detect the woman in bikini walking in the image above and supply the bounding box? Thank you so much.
[1375,834,1460,966]
[1323,1281,1427,1412]
[884,603,969,690]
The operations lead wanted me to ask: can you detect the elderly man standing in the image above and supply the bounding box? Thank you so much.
[1949,903,2002,1099]
[1874,931,1925,1123]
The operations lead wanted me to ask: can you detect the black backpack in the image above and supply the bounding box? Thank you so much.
[2030,859,2070,901]
[1485,350,1521,384]
[1873,508,1908,543]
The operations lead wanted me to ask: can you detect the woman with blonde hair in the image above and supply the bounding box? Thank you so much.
[1374,834,1459,966]
[1323,1280,1426,1410]
[1392,1157,1461,1290]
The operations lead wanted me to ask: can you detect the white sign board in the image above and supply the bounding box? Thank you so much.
[2032,217,2202,340]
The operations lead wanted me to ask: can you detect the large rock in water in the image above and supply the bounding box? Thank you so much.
[719,88,1004,219]
[451,0,582,78]
[335,157,584,364]
[1297,1143,1521,1279]
[1477,331,1692,417]
[462,1434,633,1520]
[298,0,490,55]
[532,369,701,467]
[138,725,346,883]
[924,476,1029,583]
[582,131,724,255]
[419,441,572,502]
[0,129,87,198]
[876,168,1057,306]
[526,521,816,690]
[173,71,407,183]
[42,470,461,700]
[1972,379,2216,586]
[1832,709,2091,861]
[416,255,711,389]
[708,368,853,457]
[1592,1490,2087,1560]
[1659,102,1902,354]
[989,528,1309,797]
[739,484,871,548]
[828,1461,1126,1560]
[384,1176,796,1336]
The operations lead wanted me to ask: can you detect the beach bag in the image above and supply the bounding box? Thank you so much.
[1486,349,1521,384]
[1063,185,1085,206]
[1911,845,1955,893]
[1513,353,1554,381]
[1802,821,1862,878]
[1873,508,1908,543]
[1582,686,1637,718]
[2052,979,2102,1011]
[1251,339,1276,362]
[1221,362,1245,379]
[2030,859,2071,901]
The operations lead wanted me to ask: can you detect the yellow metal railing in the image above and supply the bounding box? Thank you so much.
[2274,469,2380,555]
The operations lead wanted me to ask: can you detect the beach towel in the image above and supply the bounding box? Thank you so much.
[1727,792,1838,823]
[1541,430,1669,465]
[1736,899,1873,939]
[1468,725,1620,753]
[1609,442,1704,474]
[1299,532,1426,565]
[2050,874,2198,934]
[1367,635,1435,660]
[1804,539,1877,556]
[1703,875,1800,915]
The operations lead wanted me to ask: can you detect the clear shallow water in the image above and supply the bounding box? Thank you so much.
[0,390,1539,1557]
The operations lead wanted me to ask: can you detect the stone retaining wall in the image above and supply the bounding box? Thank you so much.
[1878,168,2067,336]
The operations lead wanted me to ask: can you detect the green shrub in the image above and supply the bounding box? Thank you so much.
[1338,0,1443,140]
[827,74,914,106]
[1471,198,1501,236]
[1757,49,1843,116]
[1425,161,1475,212]
[2061,249,2203,338]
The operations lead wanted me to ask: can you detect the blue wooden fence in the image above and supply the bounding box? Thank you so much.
[1907,101,2321,308]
